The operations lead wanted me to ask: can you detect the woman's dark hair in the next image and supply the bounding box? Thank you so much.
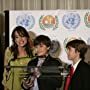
[66,39,88,60]
[10,26,33,60]
[34,35,51,47]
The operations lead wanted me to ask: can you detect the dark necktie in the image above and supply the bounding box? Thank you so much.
[64,66,74,90]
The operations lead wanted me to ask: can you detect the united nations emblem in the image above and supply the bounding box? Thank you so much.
[62,13,80,29]
[39,15,59,30]
[84,12,90,28]
[50,40,60,53]
[16,14,35,30]
[49,40,60,58]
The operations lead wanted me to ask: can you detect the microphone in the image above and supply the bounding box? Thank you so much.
[5,59,13,81]
[58,65,69,77]
[5,58,14,72]
[6,60,11,72]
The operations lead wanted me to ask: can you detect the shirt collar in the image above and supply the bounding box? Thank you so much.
[72,58,81,72]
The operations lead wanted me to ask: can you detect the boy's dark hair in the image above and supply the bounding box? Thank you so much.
[66,39,88,60]
[34,35,51,47]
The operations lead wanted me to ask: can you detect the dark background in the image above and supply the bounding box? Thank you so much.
[0,37,4,90]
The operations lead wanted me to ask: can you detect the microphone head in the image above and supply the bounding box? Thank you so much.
[6,65,11,72]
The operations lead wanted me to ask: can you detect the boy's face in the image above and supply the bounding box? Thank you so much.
[66,46,80,61]
[35,43,50,57]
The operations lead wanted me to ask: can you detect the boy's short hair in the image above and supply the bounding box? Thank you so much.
[66,39,88,59]
[34,35,51,47]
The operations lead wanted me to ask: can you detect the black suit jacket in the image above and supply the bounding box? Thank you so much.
[27,55,63,90]
[67,60,90,90]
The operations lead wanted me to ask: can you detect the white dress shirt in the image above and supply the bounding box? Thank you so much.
[72,59,81,72]
[31,58,45,90]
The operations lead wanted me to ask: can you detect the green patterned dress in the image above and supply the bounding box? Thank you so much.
[2,47,33,90]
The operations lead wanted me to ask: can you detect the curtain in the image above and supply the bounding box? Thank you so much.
[0,0,89,11]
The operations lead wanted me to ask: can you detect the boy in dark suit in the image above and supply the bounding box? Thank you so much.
[64,39,90,90]
[22,35,63,90]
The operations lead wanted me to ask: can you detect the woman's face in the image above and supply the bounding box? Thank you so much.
[35,43,50,57]
[14,31,28,47]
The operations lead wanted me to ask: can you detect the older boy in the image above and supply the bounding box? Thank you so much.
[64,39,90,90]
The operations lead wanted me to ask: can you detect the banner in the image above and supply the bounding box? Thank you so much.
[9,10,90,64]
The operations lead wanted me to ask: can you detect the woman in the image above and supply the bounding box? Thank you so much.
[2,26,34,90]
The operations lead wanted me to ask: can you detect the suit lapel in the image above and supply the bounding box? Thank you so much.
[71,61,82,79]
[42,55,51,66]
